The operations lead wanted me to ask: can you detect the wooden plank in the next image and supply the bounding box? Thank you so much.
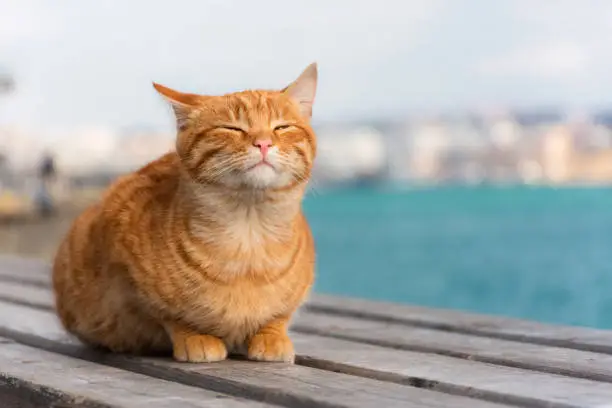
[4,278,612,387]
[0,255,49,279]
[0,276,53,310]
[308,294,612,354]
[0,337,271,408]
[0,267,48,289]
[292,334,612,408]
[293,311,612,384]
[0,300,512,408]
[4,257,612,356]
[0,257,50,289]
[0,255,48,270]
[3,281,612,407]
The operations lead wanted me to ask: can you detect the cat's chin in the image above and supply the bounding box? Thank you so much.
[241,164,286,189]
[215,165,294,190]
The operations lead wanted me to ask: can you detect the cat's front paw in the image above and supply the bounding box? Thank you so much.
[173,333,227,363]
[247,333,295,363]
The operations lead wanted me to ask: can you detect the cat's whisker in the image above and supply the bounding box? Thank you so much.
[304,178,322,197]
[204,156,249,180]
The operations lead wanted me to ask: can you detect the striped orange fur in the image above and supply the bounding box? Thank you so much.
[52,63,319,363]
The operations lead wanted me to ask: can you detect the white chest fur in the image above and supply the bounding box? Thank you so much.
[179,187,304,349]
[191,200,296,278]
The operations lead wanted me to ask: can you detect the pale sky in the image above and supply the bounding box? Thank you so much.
[2,0,612,134]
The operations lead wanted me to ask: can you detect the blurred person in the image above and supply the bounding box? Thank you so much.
[35,150,57,217]
[0,151,6,173]
[0,151,7,191]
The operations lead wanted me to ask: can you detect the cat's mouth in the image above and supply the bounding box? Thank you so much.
[247,160,276,171]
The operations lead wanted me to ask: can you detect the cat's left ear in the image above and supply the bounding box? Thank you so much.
[282,62,318,119]
[152,82,200,129]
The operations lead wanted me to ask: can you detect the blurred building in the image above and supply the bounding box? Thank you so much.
[114,130,174,173]
[314,125,387,185]
[406,119,449,182]
[540,125,573,183]
[2,107,612,187]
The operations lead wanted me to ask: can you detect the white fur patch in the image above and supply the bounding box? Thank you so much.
[243,163,279,188]
[221,145,294,189]
[187,183,301,279]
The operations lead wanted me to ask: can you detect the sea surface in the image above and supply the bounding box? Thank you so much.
[303,185,612,329]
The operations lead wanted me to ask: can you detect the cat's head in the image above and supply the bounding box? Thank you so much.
[153,63,318,191]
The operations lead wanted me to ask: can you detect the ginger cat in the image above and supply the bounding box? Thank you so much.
[52,63,318,363]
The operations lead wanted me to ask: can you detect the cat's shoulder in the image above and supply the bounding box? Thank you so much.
[98,152,180,211]
[110,152,179,189]
[134,151,181,180]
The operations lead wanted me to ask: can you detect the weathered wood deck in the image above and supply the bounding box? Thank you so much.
[1,256,612,407]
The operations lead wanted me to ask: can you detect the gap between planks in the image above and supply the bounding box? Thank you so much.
[0,336,275,408]
[0,301,513,408]
[2,281,612,407]
[2,277,612,385]
[2,256,612,356]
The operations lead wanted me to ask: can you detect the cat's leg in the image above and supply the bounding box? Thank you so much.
[164,322,227,363]
[247,316,295,363]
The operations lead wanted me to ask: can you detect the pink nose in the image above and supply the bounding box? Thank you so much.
[253,139,273,157]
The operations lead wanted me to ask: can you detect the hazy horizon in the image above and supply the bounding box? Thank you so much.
[3,0,612,136]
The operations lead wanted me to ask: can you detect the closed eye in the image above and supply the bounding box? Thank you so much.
[274,124,293,131]
[218,125,245,133]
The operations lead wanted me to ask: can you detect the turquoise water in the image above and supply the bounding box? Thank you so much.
[303,186,612,329]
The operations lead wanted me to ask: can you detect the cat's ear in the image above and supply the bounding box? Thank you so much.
[152,82,200,129]
[282,62,318,119]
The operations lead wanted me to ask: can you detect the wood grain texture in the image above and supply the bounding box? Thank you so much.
[308,294,612,354]
[4,257,612,356]
[292,334,612,408]
[0,277,52,310]
[0,256,50,289]
[0,299,512,408]
[2,277,612,387]
[0,337,271,408]
[6,258,612,407]
[1,281,611,407]
[293,311,612,384]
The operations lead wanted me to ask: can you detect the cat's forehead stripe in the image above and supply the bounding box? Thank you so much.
[225,92,284,128]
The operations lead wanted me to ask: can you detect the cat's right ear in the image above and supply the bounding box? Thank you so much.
[152,82,200,129]
[282,62,318,119]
